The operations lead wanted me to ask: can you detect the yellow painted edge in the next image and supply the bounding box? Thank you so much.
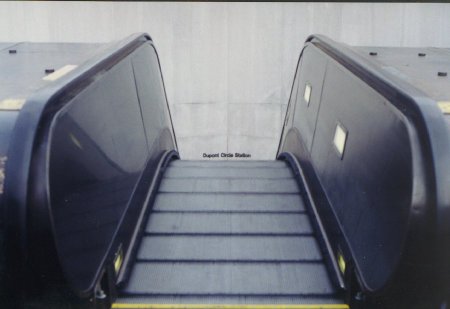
[0,98,26,111]
[43,64,77,81]
[112,304,349,309]
[438,101,450,114]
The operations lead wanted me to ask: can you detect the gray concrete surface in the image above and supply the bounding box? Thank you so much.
[0,2,449,159]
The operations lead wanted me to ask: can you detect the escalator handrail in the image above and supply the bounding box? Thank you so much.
[276,35,450,297]
[303,35,450,234]
[3,33,179,298]
[278,151,345,290]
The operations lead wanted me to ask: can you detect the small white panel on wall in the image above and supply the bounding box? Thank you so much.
[333,123,347,159]
[304,83,312,105]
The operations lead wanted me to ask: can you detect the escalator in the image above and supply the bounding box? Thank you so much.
[114,160,346,308]
[0,33,449,309]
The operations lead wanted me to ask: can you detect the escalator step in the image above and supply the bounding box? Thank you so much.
[122,262,336,296]
[117,160,345,307]
[137,235,322,261]
[153,193,305,212]
[113,302,349,308]
[159,178,300,193]
[113,299,348,307]
[169,160,288,168]
[145,213,313,235]
[163,166,293,179]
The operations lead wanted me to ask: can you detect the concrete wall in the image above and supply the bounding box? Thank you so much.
[1,2,449,159]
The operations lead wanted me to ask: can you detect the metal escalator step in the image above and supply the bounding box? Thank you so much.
[117,159,345,307]
[114,298,348,307]
[158,178,300,193]
[122,262,337,296]
[163,166,293,179]
[153,193,305,212]
[169,160,288,168]
[137,235,322,262]
[145,213,313,235]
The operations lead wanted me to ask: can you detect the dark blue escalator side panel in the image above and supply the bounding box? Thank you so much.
[3,33,178,303]
[278,36,450,306]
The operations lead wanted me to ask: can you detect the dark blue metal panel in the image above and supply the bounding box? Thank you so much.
[278,35,450,308]
[1,33,178,306]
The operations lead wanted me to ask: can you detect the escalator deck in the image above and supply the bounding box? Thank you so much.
[114,160,347,309]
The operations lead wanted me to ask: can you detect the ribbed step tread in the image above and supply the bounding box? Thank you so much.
[115,296,345,305]
[145,213,313,235]
[137,236,322,261]
[159,178,300,193]
[169,160,287,168]
[163,166,293,179]
[122,262,336,296]
[153,193,305,212]
[118,159,343,305]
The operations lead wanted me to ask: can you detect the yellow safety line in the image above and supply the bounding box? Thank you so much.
[42,64,77,81]
[0,98,26,111]
[112,304,349,309]
[438,101,450,114]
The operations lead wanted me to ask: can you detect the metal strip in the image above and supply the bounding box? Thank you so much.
[112,304,349,309]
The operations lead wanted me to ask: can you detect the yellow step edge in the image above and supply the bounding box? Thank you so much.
[112,304,349,309]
